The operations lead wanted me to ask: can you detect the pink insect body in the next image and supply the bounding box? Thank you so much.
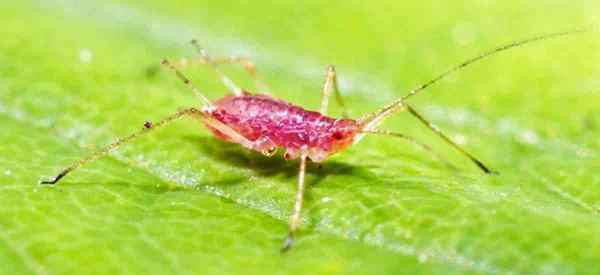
[209,93,358,162]
[40,30,584,252]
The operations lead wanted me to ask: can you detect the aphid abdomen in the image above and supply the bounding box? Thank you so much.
[207,94,358,161]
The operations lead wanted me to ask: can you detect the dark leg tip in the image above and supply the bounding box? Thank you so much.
[39,179,57,185]
[472,159,498,175]
[487,170,500,176]
[280,233,294,253]
[39,169,69,185]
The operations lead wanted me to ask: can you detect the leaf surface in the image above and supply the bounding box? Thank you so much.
[1,1,599,274]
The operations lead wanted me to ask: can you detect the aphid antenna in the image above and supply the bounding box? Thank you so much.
[359,27,590,130]
[354,27,589,173]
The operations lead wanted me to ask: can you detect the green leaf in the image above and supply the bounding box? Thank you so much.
[1,1,599,274]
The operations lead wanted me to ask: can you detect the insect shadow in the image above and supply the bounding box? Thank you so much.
[183,135,377,187]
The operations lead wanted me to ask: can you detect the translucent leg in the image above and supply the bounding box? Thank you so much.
[281,153,308,252]
[319,65,348,117]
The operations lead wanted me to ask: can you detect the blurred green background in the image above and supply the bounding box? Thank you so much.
[1,0,599,274]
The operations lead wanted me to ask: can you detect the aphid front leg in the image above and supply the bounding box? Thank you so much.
[360,129,458,171]
[356,29,587,173]
[359,100,493,173]
[319,65,349,118]
[404,104,494,173]
[281,152,308,253]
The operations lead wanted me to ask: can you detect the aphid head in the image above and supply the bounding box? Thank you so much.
[308,119,359,162]
[327,118,359,153]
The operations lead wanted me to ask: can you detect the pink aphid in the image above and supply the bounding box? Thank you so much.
[209,94,359,162]
[41,30,584,251]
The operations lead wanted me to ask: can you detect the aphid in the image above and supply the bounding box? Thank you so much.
[41,29,586,251]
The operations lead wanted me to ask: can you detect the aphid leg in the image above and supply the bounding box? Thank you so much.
[404,104,494,174]
[173,49,270,94]
[211,56,270,94]
[362,31,592,173]
[281,153,308,253]
[162,56,260,148]
[188,40,244,96]
[201,115,256,151]
[40,108,206,185]
[319,65,349,118]
[161,59,215,109]
[361,129,457,170]
[358,100,493,173]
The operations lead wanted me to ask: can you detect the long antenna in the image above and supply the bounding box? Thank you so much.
[360,28,589,126]
[402,28,588,101]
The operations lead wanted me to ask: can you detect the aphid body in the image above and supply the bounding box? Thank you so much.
[40,30,586,252]
[209,93,358,162]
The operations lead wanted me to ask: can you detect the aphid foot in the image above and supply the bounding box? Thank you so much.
[488,170,500,175]
[39,178,59,185]
[39,169,69,185]
[280,233,295,253]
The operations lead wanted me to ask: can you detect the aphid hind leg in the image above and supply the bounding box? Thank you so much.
[40,108,205,185]
[319,65,349,118]
[174,47,270,94]
[201,115,258,151]
[188,40,245,96]
[404,104,494,174]
[161,59,214,109]
[281,153,308,253]
[211,56,270,94]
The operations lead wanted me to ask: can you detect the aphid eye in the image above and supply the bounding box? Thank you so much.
[332,131,344,140]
